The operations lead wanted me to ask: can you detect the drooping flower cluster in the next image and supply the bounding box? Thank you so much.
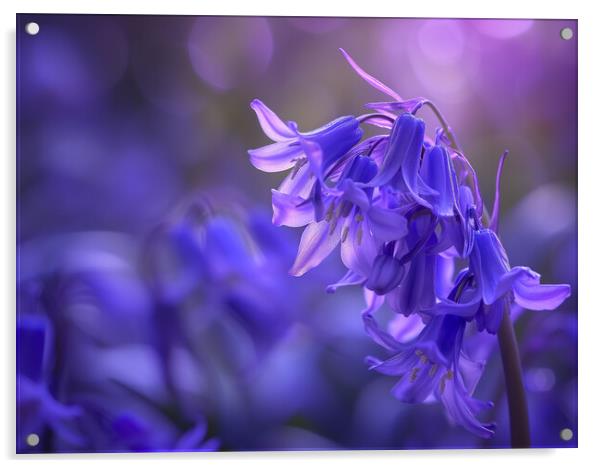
[17,194,303,453]
[247,49,571,438]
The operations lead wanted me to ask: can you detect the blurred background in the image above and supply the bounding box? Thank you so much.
[16,15,577,452]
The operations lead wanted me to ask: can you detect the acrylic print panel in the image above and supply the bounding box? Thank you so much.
[16,14,577,453]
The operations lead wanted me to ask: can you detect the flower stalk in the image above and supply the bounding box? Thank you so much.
[497,307,531,448]
[424,98,531,446]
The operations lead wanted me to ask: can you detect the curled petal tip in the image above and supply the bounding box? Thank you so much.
[250,98,297,142]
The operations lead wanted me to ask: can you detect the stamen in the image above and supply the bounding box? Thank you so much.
[341,226,349,243]
[324,201,335,222]
[410,367,420,383]
[327,202,344,235]
[428,364,439,377]
[333,202,344,222]
[439,369,453,393]
[415,350,423,357]
[356,225,363,245]
[290,157,307,179]
[329,217,339,235]
[420,355,429,365]
[355,213,364,223]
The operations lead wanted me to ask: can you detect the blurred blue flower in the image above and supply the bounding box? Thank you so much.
[17,315,83,452]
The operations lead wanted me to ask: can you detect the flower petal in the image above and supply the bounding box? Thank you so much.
[389,252,437,316]
[420,145,460,217]
[341,219,377,277]
[299,138,325,184]
[366,205,408,242]
[365,252,405,295]
[339,48,402,101]
[289,221,341,276]
[470,229,511,304]
[438,380,495,439]
[362,312,405,352]
[365,98,427,114]
[357,113,394,129]
[425,293,482,318]
[338,178,370,211]
[278,163,313,198]
[458,353,486,396]
[475,297,507,334]
[248,141,304,172]
[250,99,297,142]
[303,116,363,170]
[271,189,315,227]
[326,269,365,293]
[391,365,436,403]
[363,287,385,314]
[513,273,571,310]
[369,114,427,207]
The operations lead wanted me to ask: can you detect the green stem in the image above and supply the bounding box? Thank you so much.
[497,308,531,448]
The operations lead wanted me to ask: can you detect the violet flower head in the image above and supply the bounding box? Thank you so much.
[363,311,495,439]
[248,99,362,175]
[294,162,406,277]
[246,48,572,440]
[426,208,571,334]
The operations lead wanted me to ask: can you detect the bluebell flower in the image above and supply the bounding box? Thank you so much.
[147,199,299,357]
[363,209,440,316]
[247,47,574,441]
[367,114,431,207]
[426,228,571,333]
[248,99,362,174]
[419,144,460,218]
[287,155,407,277]
[470,229,571,331]
[363,312,495,438]
[365,243,406,295]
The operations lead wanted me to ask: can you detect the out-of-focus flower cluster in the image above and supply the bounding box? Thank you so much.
[17,193,331,452]
[247,50,571,438]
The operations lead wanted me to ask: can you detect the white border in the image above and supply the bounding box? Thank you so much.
[2,1,599,466]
